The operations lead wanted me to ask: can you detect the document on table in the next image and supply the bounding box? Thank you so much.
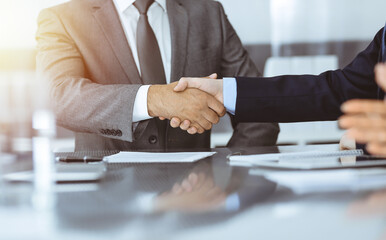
[251,168,386,194]
[104,152,216,163]
[229,149,364,163]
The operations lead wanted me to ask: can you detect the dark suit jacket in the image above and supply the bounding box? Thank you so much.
[36,0,279,151]
[234,27,386,123]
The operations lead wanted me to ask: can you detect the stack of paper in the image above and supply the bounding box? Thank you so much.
[104,152,216,163]
[252,168,386,194]
[229,149,364,163]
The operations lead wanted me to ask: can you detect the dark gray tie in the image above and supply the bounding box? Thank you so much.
[134,0,166,85]
[134,0,167,149]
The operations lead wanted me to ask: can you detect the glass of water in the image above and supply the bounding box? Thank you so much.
[0,71,55,207]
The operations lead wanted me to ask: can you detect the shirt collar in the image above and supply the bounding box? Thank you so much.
[114,0,167,13]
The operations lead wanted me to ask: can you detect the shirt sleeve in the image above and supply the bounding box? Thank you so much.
[132,85,152,123]
[223,78,237,115]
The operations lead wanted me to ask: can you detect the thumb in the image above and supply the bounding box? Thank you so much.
[208,73,218,79]
[174,78,189,92]
[375,64,386,92]
[174,78,202,92]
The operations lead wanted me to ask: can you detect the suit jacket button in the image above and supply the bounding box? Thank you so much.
[111,130,117,136]
[106,129,112,135]
[100,129,106,135]
[149,135,158,144]
[116,130,123,137]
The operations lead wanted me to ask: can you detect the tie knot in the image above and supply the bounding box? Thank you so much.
[134,0,155,15]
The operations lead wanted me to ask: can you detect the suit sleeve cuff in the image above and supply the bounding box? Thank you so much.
[223,78,237,115]
[133,85,152,123]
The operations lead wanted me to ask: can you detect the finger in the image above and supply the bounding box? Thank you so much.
[207,97,225,117]
[219,107,227,117]
[196,117,212,131]
[188,173,199,189]
[203,109,220,125]
[339,114,386,129]
[207,73,218,79]
[375,63,386,92]
[181,179,193,192]
[195,172,207,190]
[367,142,386,156]
[190,124,205,134]
[173,78,189,92]
[174,78,204,92]
[347,128,386,144]
[339,134,356,151]
[187,127,198,135]
[180,120,191,131]
[341,100,386,115]
[170,117,181,128]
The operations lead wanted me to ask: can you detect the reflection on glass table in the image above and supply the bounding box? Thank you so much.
[347,189,386,240]
[153,161,277,213]
[54,156,277,232]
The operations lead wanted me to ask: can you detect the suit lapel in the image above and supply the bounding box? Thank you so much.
[91,0,142,84]
[167,0,189,83]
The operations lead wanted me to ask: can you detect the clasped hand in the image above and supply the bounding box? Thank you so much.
[148,75,225,134]
[161,73,224,134]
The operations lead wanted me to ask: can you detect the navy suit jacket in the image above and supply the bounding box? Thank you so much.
[235,27,386,123]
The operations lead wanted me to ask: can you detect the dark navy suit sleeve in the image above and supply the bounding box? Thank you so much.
[235,28,384,123]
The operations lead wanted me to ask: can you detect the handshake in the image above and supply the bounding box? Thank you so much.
[147,74,225,134]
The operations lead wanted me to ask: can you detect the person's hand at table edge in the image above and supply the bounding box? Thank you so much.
[339,63,386,155]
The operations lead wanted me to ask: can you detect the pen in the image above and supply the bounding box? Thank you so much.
[55,156,104,163]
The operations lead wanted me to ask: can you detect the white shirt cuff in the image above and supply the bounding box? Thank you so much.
[132,85,152,123]
[223,78,237,115]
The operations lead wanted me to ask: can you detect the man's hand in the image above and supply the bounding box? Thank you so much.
[148,82,226,134]
[339,63,386,155]
[339,99,386,155]
[165,74,224,134]
[174,75,224,104]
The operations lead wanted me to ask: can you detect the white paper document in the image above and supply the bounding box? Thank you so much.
[104,152,216,163]
[229,149,364,163]
[251,168,386,194]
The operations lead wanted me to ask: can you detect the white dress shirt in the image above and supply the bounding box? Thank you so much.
[113,0,172,123]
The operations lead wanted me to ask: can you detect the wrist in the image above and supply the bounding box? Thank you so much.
[147,85,163,117]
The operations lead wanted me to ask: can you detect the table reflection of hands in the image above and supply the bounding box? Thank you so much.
[348,190,386,217]
[347,190,386,240]
[154,164,227,213]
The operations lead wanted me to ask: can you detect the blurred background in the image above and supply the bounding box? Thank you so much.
[0,0,385,150]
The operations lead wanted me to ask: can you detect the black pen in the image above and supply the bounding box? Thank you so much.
[56,156,104,163]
